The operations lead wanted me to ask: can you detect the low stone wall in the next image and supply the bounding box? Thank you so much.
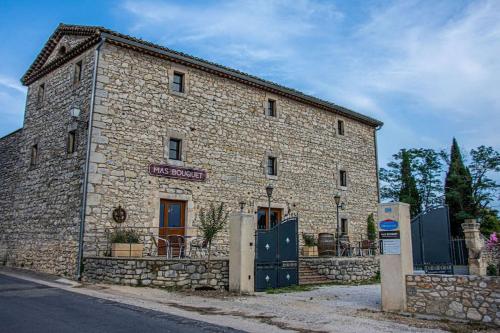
[406,274,500,326]
[83,257,229,290]
[301,256,379,282]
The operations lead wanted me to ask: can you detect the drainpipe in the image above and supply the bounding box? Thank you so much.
[76,37,106,280]
[374,124,383,203]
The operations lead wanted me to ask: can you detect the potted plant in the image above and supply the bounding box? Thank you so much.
[110,229,143,257]
[301,233,318,256]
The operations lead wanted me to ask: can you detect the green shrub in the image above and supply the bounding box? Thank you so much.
[302,233,317,247]
[367,213,377,241]
[486,264,498,276]
[110,229,140,244]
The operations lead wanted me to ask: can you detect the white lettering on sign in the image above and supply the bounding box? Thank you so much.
[148,164,207,182]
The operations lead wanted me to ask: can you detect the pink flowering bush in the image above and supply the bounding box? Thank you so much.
[487,232,499,249]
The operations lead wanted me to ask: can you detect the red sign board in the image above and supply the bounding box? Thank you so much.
[148,164,207,182]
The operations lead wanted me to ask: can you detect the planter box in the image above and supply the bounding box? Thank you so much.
[302,246,318,257]
[111,243,144,257]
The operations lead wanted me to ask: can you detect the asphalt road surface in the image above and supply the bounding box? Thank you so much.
[0,274,245,333]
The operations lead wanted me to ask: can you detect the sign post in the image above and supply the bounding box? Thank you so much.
[378,202,413,312]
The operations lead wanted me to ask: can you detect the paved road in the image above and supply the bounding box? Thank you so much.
[0,274,245,333]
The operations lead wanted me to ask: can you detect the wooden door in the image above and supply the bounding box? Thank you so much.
[257,207,282,230]
[159,199,186,255]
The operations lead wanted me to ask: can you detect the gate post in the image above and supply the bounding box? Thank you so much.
[229,212,255,293]
[378,202,412,312]
[462,219,486,276]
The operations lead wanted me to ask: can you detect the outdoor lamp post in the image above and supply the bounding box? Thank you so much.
[266,184,274,228]
[334,194,341,256]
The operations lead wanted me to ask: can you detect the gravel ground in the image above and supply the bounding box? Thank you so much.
[1,268,495,333]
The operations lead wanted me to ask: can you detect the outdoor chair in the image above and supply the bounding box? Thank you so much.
[166,235,185,258]
[187,237,208,258]
[360,239,373,256]
[149,234,169,257]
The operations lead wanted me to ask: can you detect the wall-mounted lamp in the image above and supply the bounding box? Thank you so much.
[69,108,81,118]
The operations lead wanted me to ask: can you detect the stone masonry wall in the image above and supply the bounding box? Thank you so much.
[0,37,96,276]
[83,257,229,290]
[301,257,379,282]
[83,42,379,256]
[406,274,500,326]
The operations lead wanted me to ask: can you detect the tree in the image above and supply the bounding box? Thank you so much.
[398,150,422,218]
[197,202,229,267]
[444,138,474,236]
[479,208,500,236]
[380,148,443,213]
[366,213,377,241]
[469,146,500,216]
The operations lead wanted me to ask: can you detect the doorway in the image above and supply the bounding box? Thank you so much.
[159,199,186,256]
[257,207,283,230]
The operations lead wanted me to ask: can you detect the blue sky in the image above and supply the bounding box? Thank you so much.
[1,0,499,203]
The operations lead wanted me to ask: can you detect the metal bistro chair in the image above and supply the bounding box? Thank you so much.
[149,234,169,257]
[360,239,373,256]
[187,237,208,258]
[166,235,186,258]
[339,235,353,257]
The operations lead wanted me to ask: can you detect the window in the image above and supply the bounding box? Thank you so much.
[30,144,38,166]
[341,218,348,236]
[67,131,76,154]
[169,138,182,160]
[267,99,276,117]
[74,61,82,85]
[339,170,347,187]
[267,156,277,176]
[172,72,184,93]
[58,46,67,56]
[337,120,345,136]
[37,84,45,104]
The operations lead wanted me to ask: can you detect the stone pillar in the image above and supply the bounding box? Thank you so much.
[462,219,486,276]
[378,202,412,312]
[229,212,255,293]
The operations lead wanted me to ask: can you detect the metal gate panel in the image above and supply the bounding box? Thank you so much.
[411,206,453,274]
[255,216,298,291]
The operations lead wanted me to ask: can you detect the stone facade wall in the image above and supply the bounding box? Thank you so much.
[0,37,96,276]
[484,245,500,274]
[83,42,379,256]
[406,274,500,326]
[301,257,379,282]
[83,257,229,290]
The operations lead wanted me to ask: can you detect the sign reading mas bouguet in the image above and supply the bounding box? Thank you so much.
[148,164,207,182]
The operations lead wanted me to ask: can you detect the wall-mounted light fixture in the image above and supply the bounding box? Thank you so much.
[69,107,81,118]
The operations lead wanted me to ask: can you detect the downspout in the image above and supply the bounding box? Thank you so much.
[374,124,383,203]
[76,37,106,280]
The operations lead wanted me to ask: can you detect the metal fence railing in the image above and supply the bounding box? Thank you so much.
[301,232,379,257]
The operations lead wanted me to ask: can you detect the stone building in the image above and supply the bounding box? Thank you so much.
[0,24,383,277]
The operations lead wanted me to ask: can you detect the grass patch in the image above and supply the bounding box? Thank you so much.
[265,284,315,294]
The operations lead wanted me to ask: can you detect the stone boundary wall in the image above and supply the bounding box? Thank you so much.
[301,257,379,282]
[83,257,229,290]
[406,274,500,326]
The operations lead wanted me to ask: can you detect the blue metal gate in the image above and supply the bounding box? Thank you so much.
[411,206,454,274]
[255,216,299,291]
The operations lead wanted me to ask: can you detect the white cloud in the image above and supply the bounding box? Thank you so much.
[0,74,26,136]
[0,75,26,94]
[120,0,500,154]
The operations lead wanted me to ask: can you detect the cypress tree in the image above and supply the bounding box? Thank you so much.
[399,149,422,218]
[445,138,474,236]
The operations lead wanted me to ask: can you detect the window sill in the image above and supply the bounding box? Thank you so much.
[168,159,185,167]
[266,174,278,180]
[170,90,187,98]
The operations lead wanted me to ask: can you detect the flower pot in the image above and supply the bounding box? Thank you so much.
[111,243,144,257]
[302,245,318,257]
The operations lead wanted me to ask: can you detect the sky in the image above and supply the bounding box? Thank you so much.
[1,0,499,205]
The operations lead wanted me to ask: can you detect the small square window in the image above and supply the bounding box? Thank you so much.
[267,99,276,117]
[337,120,345,136]
[267,156,277,176]
[67,131,76,154]
[30,144,38,166]
[169,138,182,160]
[341,218,348,236]
[172,72,184,93]
[37,84,45,104]
[339,170,347,187]
[74,61,83,85]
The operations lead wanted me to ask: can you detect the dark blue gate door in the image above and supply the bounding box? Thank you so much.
[255,216,299,291]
